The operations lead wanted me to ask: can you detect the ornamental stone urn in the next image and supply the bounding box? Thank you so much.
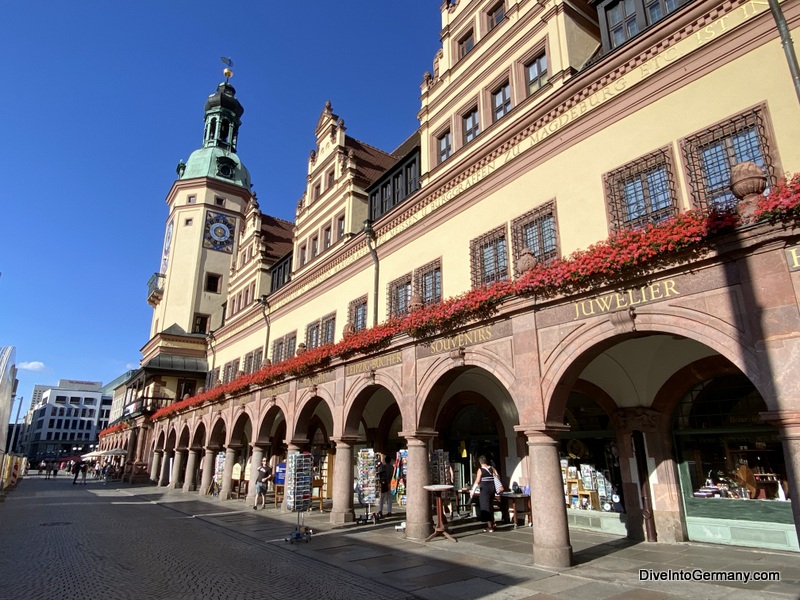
[342,322,356,337]
[296,343,307,356]
[730,161,767,222]
[409,293,424,312]
[515,248,538,275]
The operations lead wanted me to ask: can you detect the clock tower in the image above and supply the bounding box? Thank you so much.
[145,70,253,360]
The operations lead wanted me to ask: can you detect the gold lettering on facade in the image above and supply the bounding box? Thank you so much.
[345,351,403,377]
[426,326,494,355]
[786,246,800,271]
[573,280,680,320]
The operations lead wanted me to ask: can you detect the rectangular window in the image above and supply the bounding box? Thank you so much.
[321,313,336,345]
[525,52,548,96]
[393,173,404,204]
[55,396,66,404]
[415,259,442,306]
[682,108,774,210]
[337,215,346,240]
[492,82,512,122]
[607,0,639,48]
[458,30,475,59]
[70,397,81,405]
[471,226,508,287]
[185,218,193,226]
[327,169,335,189]
[192,314,209,334]
[388,274,412,318]
[83,397,95,405]
[313,183,321,200]
[306,321,321,349]
[605,148,678,230]
[311,237,319,258]
[512,202,559,267]
[463,108,480,144]
[349,296,368,331]
[405,161,419,195]
[215,197,225,207]
[323,227,332,250]
[488,2,506,30]
[187,195,196,204]
[299,245,307,267]
[437,131,452,164]
[205,273,221,293]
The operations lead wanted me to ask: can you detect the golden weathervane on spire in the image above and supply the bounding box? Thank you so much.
[220,56,234,81]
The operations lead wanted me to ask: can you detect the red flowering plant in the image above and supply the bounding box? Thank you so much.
[152,203,760,422]
[98,421,129,438]
[753,173,800,223]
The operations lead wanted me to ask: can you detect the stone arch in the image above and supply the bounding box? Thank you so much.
[542,314,764,424]
[651,355,749,414]
[177,425,191,450]
[293,389,334,442]
[255,403,285,446]
[229,409,252,447]
[343,383,404,439]
[191,422,207,450]
[165,427,178,452]
[208,416,226,449]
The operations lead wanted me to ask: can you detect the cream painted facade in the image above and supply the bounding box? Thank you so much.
[104,0,800,566]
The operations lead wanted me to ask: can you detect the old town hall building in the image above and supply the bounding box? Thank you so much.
[102,0,800,566]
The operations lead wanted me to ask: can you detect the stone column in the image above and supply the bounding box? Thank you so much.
[402,433,434,541]
[183,449,198,492]
[170,450,184,489]
[330,437,356,524]
[158,450,173,486]
[246,445,266,505]
[762,410,800,544]
[150,450,163,483]
[199,448,215,495]
[220,446,237,500]
[527,426,572,568]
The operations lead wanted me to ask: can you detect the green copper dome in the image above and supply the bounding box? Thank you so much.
[177,82,251,189]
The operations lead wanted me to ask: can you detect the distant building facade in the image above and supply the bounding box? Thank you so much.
[21,380,112,461]
[103,0,800,564]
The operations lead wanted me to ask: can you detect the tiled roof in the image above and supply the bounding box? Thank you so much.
[260,215,294,263]
[391,130,420,159]
[345,136,398,186]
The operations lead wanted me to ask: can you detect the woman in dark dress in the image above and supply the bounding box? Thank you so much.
[473,455,499,532]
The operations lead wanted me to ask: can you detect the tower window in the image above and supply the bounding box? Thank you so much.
[187,195,196,204]
[215,197,225,207]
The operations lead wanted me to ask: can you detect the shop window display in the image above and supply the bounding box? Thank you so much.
[560,393,623,512]
[674,374,793,523]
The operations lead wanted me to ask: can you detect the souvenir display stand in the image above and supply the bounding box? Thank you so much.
[284,453,313,543]
[392,449,408,506]
[562,460,614,511]
[356,448,380,524]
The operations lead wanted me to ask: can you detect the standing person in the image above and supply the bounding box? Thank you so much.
[252,457,272,510]
[72,460,82,485]
[472,455,499,532]
[377,454,393,518]
[80,461,88,485]
[38,461,45,476]
[45,461,52,480]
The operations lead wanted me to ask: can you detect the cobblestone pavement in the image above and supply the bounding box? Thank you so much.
[0,477,418,600]
[3,477,799,600]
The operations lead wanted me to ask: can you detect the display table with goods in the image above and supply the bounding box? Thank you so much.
[424,484,457,543]
[284,453,313,543]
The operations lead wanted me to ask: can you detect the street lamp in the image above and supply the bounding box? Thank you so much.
[259,295,271,366]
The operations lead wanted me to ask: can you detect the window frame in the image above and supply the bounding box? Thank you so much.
[437,129,453,164]
[458,29,475,60]
[415,258,443,306]
[511,201,559,267]
[604,147,679,231]
[349,296,368,331]
[387,273,413,319]
[470,225,509,288]
[205,273,222,294]
[524,51,548,97]
[463,107,480,145]
[491,81,512,123]
[487,1,506,31]
[680,106,777,211]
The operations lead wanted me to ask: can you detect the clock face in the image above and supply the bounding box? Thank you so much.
[203,212,235,253]
[210,222,231,242]
[164,221,174,253]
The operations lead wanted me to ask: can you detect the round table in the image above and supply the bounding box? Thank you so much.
[423,484,457,542]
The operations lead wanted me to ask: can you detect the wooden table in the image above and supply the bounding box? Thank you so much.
[424,484,457,543]
[501,492,532,528]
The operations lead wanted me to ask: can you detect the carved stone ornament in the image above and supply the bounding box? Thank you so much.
[730,161,767,222]
[342,322,356,337]
[409,293,424,312]
[612,407,662,432]
[515,248,538,275]
[610,306,637,333]
[296,343,307,356]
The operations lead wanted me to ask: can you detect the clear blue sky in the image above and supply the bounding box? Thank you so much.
[1,1,442,417]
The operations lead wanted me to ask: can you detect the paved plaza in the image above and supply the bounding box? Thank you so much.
[1,476,798,599]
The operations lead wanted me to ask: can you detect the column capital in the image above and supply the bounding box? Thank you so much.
[399,429,438,444]
[331,436,359,447]
[761,410,800,439]
[515,422,570,442]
